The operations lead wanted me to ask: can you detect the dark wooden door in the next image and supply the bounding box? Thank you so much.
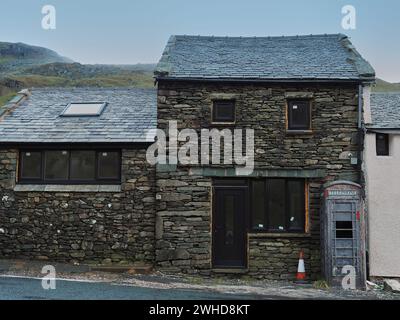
[212,187,247,268]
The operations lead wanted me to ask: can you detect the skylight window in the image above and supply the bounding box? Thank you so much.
[61,102,107,116]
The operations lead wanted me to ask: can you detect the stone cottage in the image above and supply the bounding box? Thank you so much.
[153,34,375,279]
[0,88,157,265]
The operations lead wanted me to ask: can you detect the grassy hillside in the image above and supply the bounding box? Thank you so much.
[0,91,16,106]
[0,78,23,106]
[373,78,400,92]
[0,68,155,106]
[9,72,153,88]
[0,42,156,104]
[23,62,155,77]
[10,62,155,88]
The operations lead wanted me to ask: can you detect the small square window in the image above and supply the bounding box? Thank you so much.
[376,133,389,156]
[287,100,311,131]
[212,100,235,123]
[61,102,107,116]
[336,221,353,239]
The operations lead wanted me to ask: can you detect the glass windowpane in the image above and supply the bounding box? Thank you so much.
[44,151,69,180]
[252,180,266,230]
[267,179,286,231]
[70,151,95,180]
[98,151,119,179]
[21,152,41,179]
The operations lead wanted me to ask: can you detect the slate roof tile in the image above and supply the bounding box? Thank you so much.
[369,93,400,129]
[155,34,375,81]
[0,87,157,143]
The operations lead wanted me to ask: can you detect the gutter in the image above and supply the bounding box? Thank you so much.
[365,128,400,132]
[155,76,375,84]
[0,142,153,149]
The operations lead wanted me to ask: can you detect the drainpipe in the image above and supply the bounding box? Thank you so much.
[358,83,370,281]
[357,85,364,187]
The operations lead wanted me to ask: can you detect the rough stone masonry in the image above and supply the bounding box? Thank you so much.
[0,149,156,265]
[0,81,361,280]
[155,81,361,280]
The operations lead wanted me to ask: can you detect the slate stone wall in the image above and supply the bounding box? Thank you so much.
[155,168,212,274]
[155,81,361,279]
[0,148,156,265]
[247,235,321,280]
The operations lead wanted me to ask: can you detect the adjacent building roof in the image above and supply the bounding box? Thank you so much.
[0,87,157,144]
[155,34,375,82]
[369,92,400,129]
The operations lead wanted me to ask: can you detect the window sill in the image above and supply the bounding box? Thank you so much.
[14,184,121,193]
[286,130,313,135]
[210,121,236,126]
[212,268,248,274]
[248,232,311,239]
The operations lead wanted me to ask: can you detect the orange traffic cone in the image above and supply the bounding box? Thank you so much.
[295,250,307,283]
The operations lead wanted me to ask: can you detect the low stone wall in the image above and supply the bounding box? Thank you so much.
[0,149,156,265]
[248,235,320,280]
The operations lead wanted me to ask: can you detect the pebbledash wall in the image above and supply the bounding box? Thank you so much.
[155,81,361,280]
[0,148,156,265]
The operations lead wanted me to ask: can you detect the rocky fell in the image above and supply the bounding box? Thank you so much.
[0,42,72,76]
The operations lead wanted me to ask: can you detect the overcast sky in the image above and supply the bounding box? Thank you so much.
[1,0,399,82]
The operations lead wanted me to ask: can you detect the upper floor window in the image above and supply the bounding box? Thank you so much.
[376,133,389,156]
[287,100,311,131]
[212,100,235,123]
[19,149,121,184]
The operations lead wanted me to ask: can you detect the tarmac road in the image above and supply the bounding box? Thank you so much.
[0,275,261,300]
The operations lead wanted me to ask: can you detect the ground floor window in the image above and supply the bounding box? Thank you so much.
[19,149,121,184]
[251,178,306,233]
[213,178,308,233]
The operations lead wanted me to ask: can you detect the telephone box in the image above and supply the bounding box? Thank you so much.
[321,181,366,289]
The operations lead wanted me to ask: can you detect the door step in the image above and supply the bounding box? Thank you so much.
[211,268,248,274]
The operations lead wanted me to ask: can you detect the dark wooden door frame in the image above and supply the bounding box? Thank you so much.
[212,185,248,269]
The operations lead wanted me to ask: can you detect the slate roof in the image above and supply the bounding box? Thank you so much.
[369,93,400,129]
[0,87,157,143]
[155,34,375,81]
